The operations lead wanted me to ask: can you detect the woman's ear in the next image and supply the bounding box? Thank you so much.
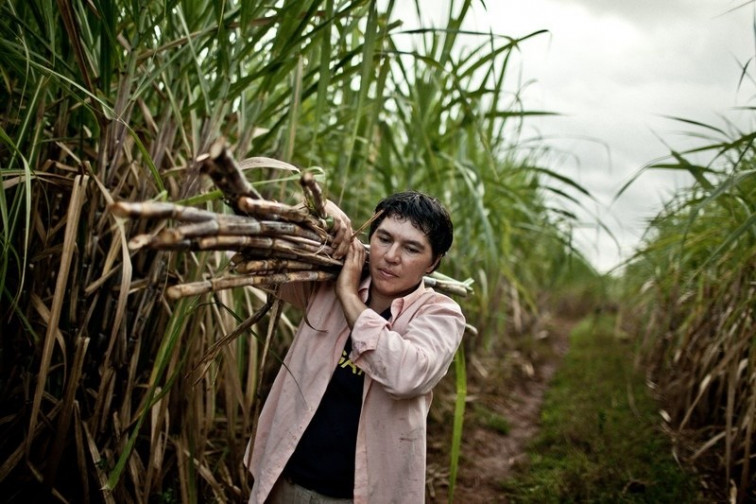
[426,256,441,274]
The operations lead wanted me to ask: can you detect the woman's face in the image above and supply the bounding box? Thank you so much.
[368,215,438,302]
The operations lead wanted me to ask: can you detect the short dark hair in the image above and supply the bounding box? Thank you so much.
[369,191,454,264]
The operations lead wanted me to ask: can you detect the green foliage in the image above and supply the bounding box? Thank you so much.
[503,315,702,503]
[618,108,756,501]
[472,404,510,435]
[448,345,467,503]
[0,0,593,501]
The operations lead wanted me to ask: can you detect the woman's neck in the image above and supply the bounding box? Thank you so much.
[367,281,421,313]
[366,291,392,314]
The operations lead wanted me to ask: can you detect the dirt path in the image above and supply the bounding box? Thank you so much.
[426,316,575,503]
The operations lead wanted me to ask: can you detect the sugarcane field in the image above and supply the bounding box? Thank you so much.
[1,1,755,503]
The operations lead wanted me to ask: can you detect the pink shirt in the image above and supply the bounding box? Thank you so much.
[244,276,465,503]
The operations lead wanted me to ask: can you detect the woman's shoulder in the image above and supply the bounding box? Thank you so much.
[408,286,464,317]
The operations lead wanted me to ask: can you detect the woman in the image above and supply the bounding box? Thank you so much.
[245,191,466,503]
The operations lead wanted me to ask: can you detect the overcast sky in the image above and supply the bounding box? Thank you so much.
[395,1,754,273]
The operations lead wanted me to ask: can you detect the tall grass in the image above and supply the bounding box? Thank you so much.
[0,0,590,501]
[619,110,756,501]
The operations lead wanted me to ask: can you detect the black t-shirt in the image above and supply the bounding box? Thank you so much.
[284,307,391,498]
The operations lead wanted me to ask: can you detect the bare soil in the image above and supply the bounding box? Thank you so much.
[425,316,575,503]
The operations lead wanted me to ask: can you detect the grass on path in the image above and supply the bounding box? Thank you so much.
[501,314,703,503]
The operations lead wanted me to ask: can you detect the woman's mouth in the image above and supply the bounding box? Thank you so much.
[377,267,397,279]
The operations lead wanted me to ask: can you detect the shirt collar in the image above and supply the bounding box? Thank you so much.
[358,276,429,313]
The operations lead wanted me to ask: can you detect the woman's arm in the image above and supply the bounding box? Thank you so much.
[350,297,466,399]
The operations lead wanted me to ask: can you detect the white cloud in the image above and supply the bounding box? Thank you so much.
[462,0,754,272]
[387,0,754,272]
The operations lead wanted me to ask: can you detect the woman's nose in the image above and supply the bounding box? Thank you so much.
[385,243,401,262]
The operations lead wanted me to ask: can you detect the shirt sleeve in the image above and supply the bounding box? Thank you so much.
[349,295,465,399]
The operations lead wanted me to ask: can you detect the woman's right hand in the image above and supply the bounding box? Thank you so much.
[335,239,368,328]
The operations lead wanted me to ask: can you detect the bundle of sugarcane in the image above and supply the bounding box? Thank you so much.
[109,138,473,300]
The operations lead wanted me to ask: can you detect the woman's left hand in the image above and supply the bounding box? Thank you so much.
[324,200,353,259]
[336,239,365,296]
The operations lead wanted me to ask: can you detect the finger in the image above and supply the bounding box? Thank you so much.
[332,221,352,259]
[344,238,358,261]
[329,219,344,257]
[351,240,365,266]
[338,237,353,261]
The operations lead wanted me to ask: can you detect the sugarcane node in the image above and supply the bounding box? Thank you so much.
[108,201,130,218]
[110,200,173,219]
[235,258,306,274]
[128,234,152,250]
[154,228,177,242]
